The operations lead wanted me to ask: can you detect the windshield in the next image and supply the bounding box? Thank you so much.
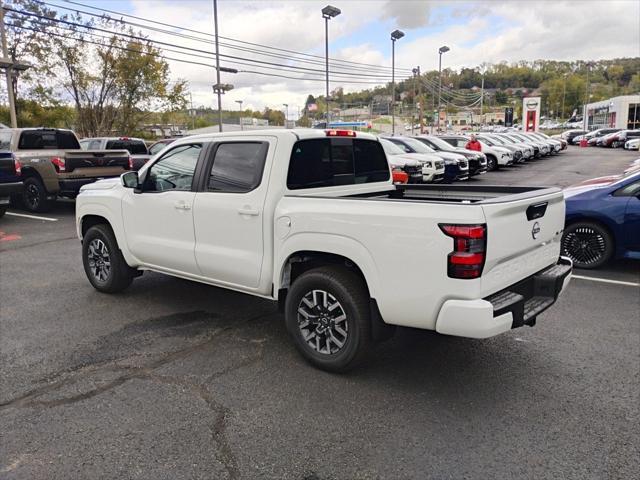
[478,136,495,146]
[399,137,436,153]
[420,136,455,151]
[379,138,405,155]
[486,135,507,145]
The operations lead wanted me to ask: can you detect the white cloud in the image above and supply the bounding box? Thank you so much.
[123,0,639,114]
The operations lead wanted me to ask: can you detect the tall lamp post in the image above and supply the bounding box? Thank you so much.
[283,103,289,128]
[437,45,450,132]
[390,29,404,135]
[561,73,568,121]
[322,5,341,126]
[235,100,243,130]
[583,62,594,131]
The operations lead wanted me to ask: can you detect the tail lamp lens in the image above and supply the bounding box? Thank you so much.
[326,129,356,137]
[13,156,22,175]
[392,169,409,184]
[439,223,487,279]
[51,156,65,172]
[128,155,134,170]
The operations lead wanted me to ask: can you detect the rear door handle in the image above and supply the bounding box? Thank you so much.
[238,207,260,216]
[174,201,191,211]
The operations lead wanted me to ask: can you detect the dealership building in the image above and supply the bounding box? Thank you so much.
[584,95,640,130]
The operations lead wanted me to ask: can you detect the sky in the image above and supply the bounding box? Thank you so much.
[62,0,640,117]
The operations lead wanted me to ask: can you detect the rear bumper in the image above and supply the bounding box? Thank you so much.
[435,257,572,339]
[0,181,23,198]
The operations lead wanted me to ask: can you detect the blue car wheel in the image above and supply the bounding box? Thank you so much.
[562,221,614,269]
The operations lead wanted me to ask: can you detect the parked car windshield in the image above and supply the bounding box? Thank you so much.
[106,139,148,155]
[397,137,436,154]
[379,138,405,155]
[18,130,80,150]
[0,131,12,149]
[421,136,456,151]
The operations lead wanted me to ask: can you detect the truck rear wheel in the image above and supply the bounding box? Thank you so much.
[82,224,135,293]
[22,176,53,213]
[285,266,373,372]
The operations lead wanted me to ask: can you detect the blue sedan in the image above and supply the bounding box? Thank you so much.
[562,169,640,268]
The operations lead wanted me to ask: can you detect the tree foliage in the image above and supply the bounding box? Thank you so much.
[4,0,187,135]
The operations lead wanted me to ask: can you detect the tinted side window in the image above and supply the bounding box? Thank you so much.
[208,142,268,193]
[614,180,640,197]
[144,144,201,192]
[106,140,148,155]
[18,130,80,150]
[149,143,168,155]
[353,139,390,184]
[287,138,389,190]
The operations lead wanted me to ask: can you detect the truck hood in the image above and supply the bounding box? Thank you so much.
[387,154,420,167]
[395,152,444,164]
[428,151,466,162]
[79,177,120,192]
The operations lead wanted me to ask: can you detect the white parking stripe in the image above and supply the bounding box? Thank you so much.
[572,275,639,287]
[6,212,58,222]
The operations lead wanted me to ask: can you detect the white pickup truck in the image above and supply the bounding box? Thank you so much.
[76,129,572,372]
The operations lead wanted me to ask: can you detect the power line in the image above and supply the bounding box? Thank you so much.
[7,7,403,81]
[38,0,414,74]
[8,22,395,85]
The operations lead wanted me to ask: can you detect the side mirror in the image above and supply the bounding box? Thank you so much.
[122,171,140,190]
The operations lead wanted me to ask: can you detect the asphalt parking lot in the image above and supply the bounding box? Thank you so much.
[1,146,638,479]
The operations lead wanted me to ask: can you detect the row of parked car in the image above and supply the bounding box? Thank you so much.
[561,128,640,149]
[380,131,566,185]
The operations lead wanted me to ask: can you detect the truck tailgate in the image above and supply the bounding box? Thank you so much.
[64,150,130,173]
[481,189,565,295]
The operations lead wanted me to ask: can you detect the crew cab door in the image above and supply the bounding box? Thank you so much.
[193,139,273,289]
[122,143,203,274]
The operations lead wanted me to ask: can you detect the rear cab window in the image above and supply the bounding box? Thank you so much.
[105,139,148,155]
[0,131,13,150]
[287,138,389,190]
[18,130,80,150]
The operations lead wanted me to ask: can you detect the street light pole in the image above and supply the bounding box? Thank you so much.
[235,100,243,130]
[390,29,404,136]
[322,5,340,127]
[212,0,223,132]
[561,73,568,121]
[283,103,289,128]
[437,45,450,133]
[583,62,593,131]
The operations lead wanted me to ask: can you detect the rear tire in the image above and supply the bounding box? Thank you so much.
[82,224,135,293]
[285,266,373,372]
[21,176,53,213]
[561,221,614,269]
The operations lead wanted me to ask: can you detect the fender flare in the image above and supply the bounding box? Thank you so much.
[275,232,381,298]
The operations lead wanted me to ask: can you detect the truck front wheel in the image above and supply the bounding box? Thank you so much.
[82,224,135,293]
[285,266,373,372]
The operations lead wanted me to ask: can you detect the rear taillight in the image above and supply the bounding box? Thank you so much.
[128,155,134,170]
[13,155,21,175]
[51,156,65,172]
[392,169,408,184]
[439,223,487,279]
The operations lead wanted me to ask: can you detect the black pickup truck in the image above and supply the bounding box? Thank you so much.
[0,151,22,218]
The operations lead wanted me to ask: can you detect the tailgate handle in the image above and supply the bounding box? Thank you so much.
[526,202,548,221]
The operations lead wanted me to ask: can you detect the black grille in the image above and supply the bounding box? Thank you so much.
[459,160,468,169]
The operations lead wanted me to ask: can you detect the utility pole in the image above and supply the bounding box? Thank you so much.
[235,100,243,130]
[411,68,417,135]
[189,92,195,130]
[322,6,340,127]
[561,73,567,121]
[480,74,484,128]
[213,0,223,132]
[0,0,17,128]
[416,66,424,134]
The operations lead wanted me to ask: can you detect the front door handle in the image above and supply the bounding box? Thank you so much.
[238,207,259,216]
[174,201,191,211]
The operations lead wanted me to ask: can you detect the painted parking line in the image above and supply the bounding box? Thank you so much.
[6,212,58,222]
[572,274,639,287]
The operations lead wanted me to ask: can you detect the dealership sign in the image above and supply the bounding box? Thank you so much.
[523,96,541,132]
